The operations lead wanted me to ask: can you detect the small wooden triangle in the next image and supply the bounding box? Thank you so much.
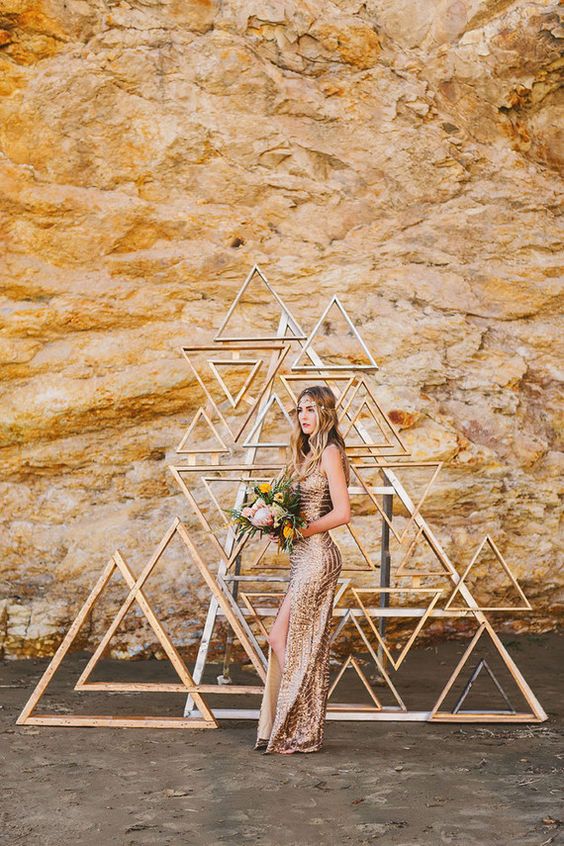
[329,609,406,712]
[214,265,306,342]
[291,295,379,371]
[242,392,294,448]
[207,358,263,408]
[445,535,532,611]
[327,654,383,712]
[176,406,229,455]
[338,377,409,457]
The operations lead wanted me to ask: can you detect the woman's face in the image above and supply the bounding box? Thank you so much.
[297,395,318,435]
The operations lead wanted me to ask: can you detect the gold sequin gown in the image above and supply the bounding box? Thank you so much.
[254,464,344,754]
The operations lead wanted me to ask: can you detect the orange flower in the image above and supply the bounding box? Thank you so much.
[258,482,272,493]
[282,522,294,539]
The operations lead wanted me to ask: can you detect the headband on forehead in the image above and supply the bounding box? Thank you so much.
[295,400,328,411]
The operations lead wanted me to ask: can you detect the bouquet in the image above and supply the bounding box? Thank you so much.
[226,471,307,554]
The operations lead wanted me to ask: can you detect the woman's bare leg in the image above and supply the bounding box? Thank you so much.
[267,589,296,753]
[268,589,292,676]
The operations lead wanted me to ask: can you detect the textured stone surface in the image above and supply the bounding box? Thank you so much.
[1,0,562,658]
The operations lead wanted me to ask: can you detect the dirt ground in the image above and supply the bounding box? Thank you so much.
[1,633,562,846]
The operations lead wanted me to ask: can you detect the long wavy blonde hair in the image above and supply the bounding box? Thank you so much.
[286,386,350,484]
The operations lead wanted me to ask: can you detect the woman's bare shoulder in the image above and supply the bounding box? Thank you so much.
[322,443,342,459]
[321,443,345,470]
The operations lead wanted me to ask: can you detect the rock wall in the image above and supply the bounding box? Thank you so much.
[1,0,562,659]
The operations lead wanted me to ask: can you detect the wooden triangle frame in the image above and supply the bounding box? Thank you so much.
[214,264,307,342]
[291,295,379,371]
[241,392,295,448]
[16,539,218,729]
[327,655,383,713]
[176,406,229,455]
[207,357,263,409]
[429,619,546,722]
[445,535,532,612]
[352,587,444,671]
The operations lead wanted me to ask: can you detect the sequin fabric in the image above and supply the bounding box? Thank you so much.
[254,453,348,754]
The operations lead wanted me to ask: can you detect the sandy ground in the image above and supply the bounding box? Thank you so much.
[1,633,562,846]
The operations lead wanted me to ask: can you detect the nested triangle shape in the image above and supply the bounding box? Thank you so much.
[16,537,217,728]
[181,343,291,443]
[430,620,546,721]
[72,521,218,692]
[338,377,408,457]
[207,357,263,409]
[342,399,397,449]
[445,535,532,611]
[214,264,306,342]
[241,392,294,448]
[329,609,406,712]
[291,295,379,371]
[73,520,268,695]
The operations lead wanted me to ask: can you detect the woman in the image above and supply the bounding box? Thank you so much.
[254,385,351,754]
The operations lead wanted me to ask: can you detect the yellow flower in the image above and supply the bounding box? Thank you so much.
[258,482,272,493]
[282,522,294,539]
[273,492,284,503]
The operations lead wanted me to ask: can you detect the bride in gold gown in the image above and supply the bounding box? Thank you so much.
[254,386,351,755]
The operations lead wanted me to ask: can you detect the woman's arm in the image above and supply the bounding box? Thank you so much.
[300,445,351,538]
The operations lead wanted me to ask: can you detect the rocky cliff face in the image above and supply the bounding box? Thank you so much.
[1,0,562,659]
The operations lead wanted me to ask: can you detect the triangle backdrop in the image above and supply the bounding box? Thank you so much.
[18,266,546,728]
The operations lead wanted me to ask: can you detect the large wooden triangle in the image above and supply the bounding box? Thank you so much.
[429,620,546,722]
[75,520,268,695]
[214,265,306,342]
[16,543,217,728]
